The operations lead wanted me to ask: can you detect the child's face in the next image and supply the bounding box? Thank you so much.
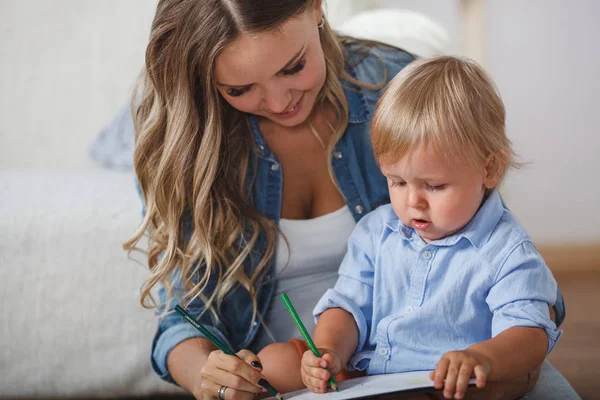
[380,145,496,243]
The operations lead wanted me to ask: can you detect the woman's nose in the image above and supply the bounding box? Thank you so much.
[262,86,293,114]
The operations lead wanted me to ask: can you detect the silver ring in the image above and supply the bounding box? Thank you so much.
[217,385,227,400]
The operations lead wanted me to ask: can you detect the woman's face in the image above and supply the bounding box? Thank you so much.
[214,8,326,128]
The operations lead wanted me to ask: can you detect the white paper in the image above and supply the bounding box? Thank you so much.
[270,371,453,399]
[271,371,475,400]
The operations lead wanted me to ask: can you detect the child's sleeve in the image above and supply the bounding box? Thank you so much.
[312,213,379,354]
[486,241,563,354]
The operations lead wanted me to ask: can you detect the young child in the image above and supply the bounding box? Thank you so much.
[299,57,561,400]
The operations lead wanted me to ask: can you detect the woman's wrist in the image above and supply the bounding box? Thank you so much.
[167,337,216,396]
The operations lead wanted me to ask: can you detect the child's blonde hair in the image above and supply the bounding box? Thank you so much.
[371,56,518,185]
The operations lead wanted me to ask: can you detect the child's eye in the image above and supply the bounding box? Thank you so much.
[427,184,446,191]
[226,86,251,97]
[390,181,406,188]
[282,59,306,76]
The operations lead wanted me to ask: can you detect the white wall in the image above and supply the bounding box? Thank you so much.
[0,0,158,169]
[380,0,462,54]
[484,0,600,243]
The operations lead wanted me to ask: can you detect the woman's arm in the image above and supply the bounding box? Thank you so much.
[167,337,216,396]
[150,272,265,399]
[168,337,266,400]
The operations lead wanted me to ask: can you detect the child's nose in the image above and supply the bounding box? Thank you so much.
[408,189,427,209]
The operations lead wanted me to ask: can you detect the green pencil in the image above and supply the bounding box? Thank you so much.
[174,305,283,400]
[280,293,339,392]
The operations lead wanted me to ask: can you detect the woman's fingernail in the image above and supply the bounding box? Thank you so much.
[251,361,263,369]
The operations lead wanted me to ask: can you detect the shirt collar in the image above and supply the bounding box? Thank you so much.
[386,217,415,241]
[438,190,504,248]
[385,190,505,249]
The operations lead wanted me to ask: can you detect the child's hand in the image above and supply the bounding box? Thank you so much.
[429,350,492,399]
[300,349,342,393]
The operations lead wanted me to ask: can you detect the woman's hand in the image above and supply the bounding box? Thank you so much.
[300,348,343,394]
[195,349,266,400]
[429,350,492,400]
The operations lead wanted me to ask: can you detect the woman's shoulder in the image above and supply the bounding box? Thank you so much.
[341,38,416,87]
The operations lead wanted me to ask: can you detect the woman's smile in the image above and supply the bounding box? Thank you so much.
[273,93,304,120]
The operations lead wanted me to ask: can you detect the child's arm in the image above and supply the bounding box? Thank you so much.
[300,212,383,393]
[314,307,359,363]
[301,308,359,393]
[467,326,547,380]
[430,326,547,399]
[431,241,560,399]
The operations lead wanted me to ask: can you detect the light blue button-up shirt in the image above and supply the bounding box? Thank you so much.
[314,190,562,375]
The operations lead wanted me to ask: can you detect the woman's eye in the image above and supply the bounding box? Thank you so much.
[227,86,250,97]
[282,59,306,76]
[427,184,446,191]
[390,181,406,188]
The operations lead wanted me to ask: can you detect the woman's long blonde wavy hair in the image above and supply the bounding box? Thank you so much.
[123,0,384,329]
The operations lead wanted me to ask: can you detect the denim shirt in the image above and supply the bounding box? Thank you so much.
[149,43,565,384]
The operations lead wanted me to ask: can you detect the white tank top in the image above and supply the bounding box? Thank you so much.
[251,206,357,349]
[274,205,357,284]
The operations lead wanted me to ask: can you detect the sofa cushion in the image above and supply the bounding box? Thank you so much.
[0,168,184,397]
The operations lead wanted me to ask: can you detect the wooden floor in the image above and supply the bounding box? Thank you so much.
[548,270,600,400]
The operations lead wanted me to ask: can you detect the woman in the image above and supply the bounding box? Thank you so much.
[124,1,576,399]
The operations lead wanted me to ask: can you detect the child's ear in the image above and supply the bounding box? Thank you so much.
[483,155,501,189]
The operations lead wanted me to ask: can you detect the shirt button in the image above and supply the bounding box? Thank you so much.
[422,250,432,260]
[253,321,259,327]
[405,306,414,313]
[333,151,343,159]
[355,205,364,214]
[257,144,265,153]
[378,347,390,356]
[270,163,280,171]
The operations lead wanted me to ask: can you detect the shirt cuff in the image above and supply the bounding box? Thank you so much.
[349,350,373,371]
[494,319,562,354]
[313,289,369,353]
[492,301,563,354]
[151,321,233,384]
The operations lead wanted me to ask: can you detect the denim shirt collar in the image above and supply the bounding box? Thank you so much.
[386,190,505,249]
[342,65,372,124]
